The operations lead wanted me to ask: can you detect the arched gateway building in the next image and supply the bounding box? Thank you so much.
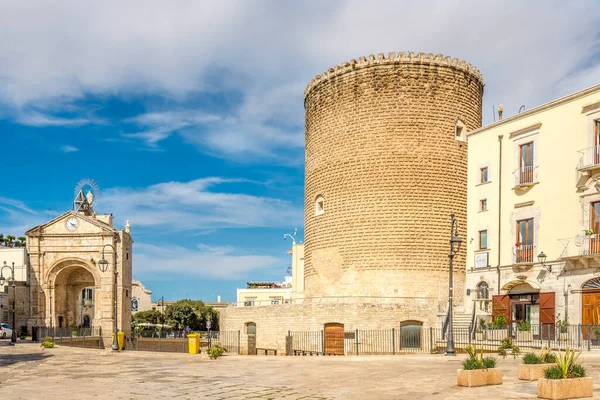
[25,188,132,337]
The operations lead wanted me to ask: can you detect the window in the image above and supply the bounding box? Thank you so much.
[244,301,255,307]
[315,196,324,216]
[516,218,534,263]
[270,300,280,305]
[477,282,489,299]
[246,322,256,335]
[455,120,466,141]
[519,142,534,184]
[478,230,488,250]
[480,199,487,211]
[480,167,489,183]
[81,288,93,300]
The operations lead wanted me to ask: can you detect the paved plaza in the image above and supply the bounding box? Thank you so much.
[2,342,600,399]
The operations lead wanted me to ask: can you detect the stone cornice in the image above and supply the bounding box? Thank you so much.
[304,52,485,100]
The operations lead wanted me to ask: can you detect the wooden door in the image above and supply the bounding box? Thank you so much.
[324,323,344,356]
[539,292,555,340]
[520,142,534,183]
[492,295,510,323]
[582,290,600,339]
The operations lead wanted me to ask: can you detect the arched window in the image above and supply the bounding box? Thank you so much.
[245,322,256,335]
[455,120,466,141]
[582,277,600,290]
[400,320,422,349]
[477,281,489,299]
[315,195,325,216]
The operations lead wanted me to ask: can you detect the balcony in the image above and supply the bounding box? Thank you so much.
[560,234,600,267]
[513,166,539,189]
[514,244,534,265]
[577,146,600,172]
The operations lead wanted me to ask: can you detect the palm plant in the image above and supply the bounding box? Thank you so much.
[5,235,15,247]
[17,237,26,247]
[556,347,581,379]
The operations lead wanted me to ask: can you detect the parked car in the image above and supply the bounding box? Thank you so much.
[0,323,13,339]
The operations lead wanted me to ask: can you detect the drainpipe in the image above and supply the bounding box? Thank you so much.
[497,135,503,294]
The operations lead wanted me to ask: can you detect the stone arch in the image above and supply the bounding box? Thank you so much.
[477,281,490,299]
[45,258,102,329]
[245,321,256,335]
[582,277,600,290]
[400,320,422,349]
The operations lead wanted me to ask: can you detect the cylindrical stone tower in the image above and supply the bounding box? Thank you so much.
[303,52,484,307]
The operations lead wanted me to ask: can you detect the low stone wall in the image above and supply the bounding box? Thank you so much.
[220,301,437,355]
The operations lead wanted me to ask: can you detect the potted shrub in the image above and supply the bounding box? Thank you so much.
[538,347,592,399]
[488,315,508,340]
[498,337,521,359]
[556,318,569,342]
[517,319,533,342]
[40,336,54,349]
[584,229,594,238]
[519,345,557,381]
[457,344,502,387]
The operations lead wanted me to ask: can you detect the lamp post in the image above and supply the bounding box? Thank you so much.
[1,261,17,343]
[98,244,119,351]
[538,251,550,272]
[446,214,463,356]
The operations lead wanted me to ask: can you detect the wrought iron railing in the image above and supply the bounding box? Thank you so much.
[514,244,534,263]
[229,296,435,307]
[577,145,600,170]
[514,165,538,187]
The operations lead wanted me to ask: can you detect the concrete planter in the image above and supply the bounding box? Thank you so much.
[457,368,502,387]
[518,364,554,381]
[517,331,533,342]
[487,329,508,340]
[475,332,486,341]
[559,333,569,342]
[538,377,593,399]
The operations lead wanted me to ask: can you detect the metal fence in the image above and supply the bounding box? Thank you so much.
[38,326,105,349]
[37,327,240,354]
[289,324,600,356]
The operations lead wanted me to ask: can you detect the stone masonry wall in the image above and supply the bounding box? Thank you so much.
[221,301,438,355]
[303,52,484,304]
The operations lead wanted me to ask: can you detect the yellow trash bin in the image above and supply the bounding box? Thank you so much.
[188,334,199,354]
[118,331,125,351]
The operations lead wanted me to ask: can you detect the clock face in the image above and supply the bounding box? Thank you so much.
[66,217,79,231]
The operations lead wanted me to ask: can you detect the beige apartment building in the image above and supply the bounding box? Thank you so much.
[465,83,600,337]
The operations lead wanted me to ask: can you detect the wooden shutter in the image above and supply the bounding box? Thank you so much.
[540,292,555,340]
[492,295,510,323]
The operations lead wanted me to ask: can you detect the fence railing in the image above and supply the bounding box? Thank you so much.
[36,327,240,354]
[514,165,538,186]
[577,145,600,170]
[229,296,436,307]
[289,324,600,356]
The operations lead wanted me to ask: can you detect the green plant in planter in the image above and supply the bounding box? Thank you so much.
[517,320,531,332]
[492,315,507,329]
[498,337,521,359]
[479,318,487,331]
[556,318,569,334]
[522,353,542,364]
[41,336,54,348]
[522,344,556,364]
[206,344,226,360]
[462,344,497,370]
[585,229,594,236]
[19,332,27,340]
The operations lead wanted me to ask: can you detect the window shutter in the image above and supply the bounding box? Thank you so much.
[492,295,510,323]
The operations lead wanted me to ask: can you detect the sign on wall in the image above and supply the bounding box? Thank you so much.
[474,252,489,269]
[131,298,138,312]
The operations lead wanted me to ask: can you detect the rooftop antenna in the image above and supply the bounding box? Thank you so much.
[518,105,526,113]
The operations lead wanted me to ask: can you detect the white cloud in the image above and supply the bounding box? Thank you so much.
[133,242,282,280]
[0,1,599,155]
[100,177,303,232]
[15,111,95,127]
[60,145,79,153]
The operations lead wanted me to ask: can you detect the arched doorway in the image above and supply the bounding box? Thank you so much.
[582,278,600,339]
[245,322,256,355]
[324,322,344,355]
[47,259,98,329]
[400,321,422,349]
[83,315,91,328]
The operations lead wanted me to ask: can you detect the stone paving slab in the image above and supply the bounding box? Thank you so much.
[2,342,600,399]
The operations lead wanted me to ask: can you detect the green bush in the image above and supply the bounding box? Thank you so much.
[522,353,542,364]
[482,357,497,369]
[461,358,479,370]
[544,366,563,380]
[462,344,496,370]
[498,338,520,359]
[41,336,54,349]
[206,344,226,360]
[19,333,27,340]
[517,320,531,332]
[492,315,507,329]
[544,353,557,364]
[571,364,585,378]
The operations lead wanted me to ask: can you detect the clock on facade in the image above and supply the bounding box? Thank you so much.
[66,217,79,231]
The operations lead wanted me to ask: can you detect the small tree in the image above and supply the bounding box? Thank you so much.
[5,235,15,247]
[17,237,26,247]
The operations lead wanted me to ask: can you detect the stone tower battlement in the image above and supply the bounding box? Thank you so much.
[304,52,484,100]
[303,51,484,304]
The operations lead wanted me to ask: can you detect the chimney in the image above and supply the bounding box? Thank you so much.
[217,295,221,303]
[125,220,131,234]
[498,104,503,120]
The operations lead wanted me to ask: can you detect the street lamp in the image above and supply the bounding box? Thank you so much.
[538,251,550,272]
[0,261,17,343]
[446,214,463,357]
[98,244,119,351]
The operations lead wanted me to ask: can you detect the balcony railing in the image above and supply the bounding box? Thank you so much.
[514,244,534,264]
[577,146,600,171]
[514,166,538,187]
[558,234,600,260]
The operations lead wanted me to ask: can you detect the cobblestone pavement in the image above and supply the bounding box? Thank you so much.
[2,342,600,399]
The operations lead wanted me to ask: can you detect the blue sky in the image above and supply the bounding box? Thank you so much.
[1,1,599,302]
